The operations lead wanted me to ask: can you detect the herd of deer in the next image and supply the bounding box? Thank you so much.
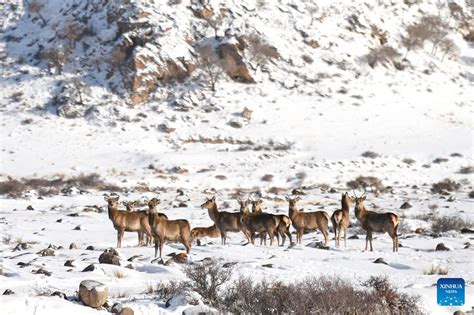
[103,192,400,259]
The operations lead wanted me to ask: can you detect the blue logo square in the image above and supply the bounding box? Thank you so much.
[437,278,465,306]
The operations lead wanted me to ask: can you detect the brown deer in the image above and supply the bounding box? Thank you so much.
[239,198,277,246]
[286,196,329,245]
[330,192,355,248]
[122,201,139,212]
[104,195,152,248]
[251,199,292,246]
[147,198,168,220]
[191,224,221,246]
[353,193,399,252]
[200,196,251,245]
[148,204,191,258]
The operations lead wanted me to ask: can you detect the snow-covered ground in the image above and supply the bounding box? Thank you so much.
[1,0,473,314]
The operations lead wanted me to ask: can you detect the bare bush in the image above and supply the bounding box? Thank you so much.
[366,46,401,68]
[361,151,380,159]
[430,178,461,194]
[154,280,190,300]
[245,34,280,71]
[439,38,460,61]
[431,215,472,233]
[27,0,48,26]
[61,20,89,48]
[402,158,416,165]
[39,46,70,74]
[458,166,474,174]
[347,176,385,192]
[195,44,223,92]
[184,259,233,305]
[402,15,450,58]
[221,275,422,314]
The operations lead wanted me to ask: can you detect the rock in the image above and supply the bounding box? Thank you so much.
[435,243,450,251]
[218,43,255,84]
[56,218,62,223]
[82,264,95,272]
[241,107,252,120]
[461,228,474,234]
[125,264,134,270]
[51,291,67,299]
[64,260,75,267]
[99,248,121,265]
[13,242,29,251]
[262,263,273,268]
[32,268,52,276]
[453,311,465,315]
[348,235,359,239]
[172,253,188,264]
[414,227,425,234]
[79,280,108,308]
[127,254,143,262]
[166,291,202,308]
[37,248,56,256]
[111,302,123,313]
[86,245,95,250]
[400,202,412,209]
[74,225,82,230]
[120,307,134,315]
[306,241,329,250]
[69,242,78,249]
[26,205,34,210]
[3,289,14,295]
[373,258,388,265]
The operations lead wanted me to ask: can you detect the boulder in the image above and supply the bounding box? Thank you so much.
[69,242,78,249]
[120,307,134,315]
[373,258,388,265]
[400,202,412,209]
[79,280,108,308]
[64,260,75,267]
[3,289,14,295]
[82,264,96,272]
[99,248,121,265]
[435,243,450,251]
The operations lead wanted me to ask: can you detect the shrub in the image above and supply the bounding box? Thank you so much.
[458,166,474,174]
[154,280,190,300]
[221,275,422,314]
[432,157,448,164]
[424,264,448,275]
[347,176,385,192]
[361,151,380,159]
[430,178,461,194]
[431,215,472,233]
[402,158,416,165]
[184,259,233,305]
[366,46,401,68]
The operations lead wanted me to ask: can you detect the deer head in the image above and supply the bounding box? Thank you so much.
[148,198,161,209]
[200,196,216,209]
[285,195,301,207]
[104,195,119,208]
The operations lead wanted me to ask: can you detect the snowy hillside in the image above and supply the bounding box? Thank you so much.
[0,0,473,314]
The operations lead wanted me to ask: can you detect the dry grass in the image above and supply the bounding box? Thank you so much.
[431,215,472,233]
[346,176,385,192]
[430,178,461,194]
[0,173,122,197]
[458,166,474,174]
[112,269,125,279]
[424,265,448,275]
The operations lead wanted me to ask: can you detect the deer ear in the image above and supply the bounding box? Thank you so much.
[104,196,109,202]
[295,196,301,201]
[362,196,366,201]
[211,196,216,201]
[258,199,263,204]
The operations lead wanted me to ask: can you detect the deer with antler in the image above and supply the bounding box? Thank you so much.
[200,196,252,245]
[251,198,292,246]
[330,192,355,248]
[104,194,153,248]
[286,196,329,245]
[353,192,399,252]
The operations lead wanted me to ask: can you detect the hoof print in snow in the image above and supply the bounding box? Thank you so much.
[373,258,388,265]
[82,264,96,272]
[399,202,412,209]
[435,243,450,251]
[86,245,95,250]
[69,242,78,249]
[99,248,121,265]
[79,280,108,309]
[51,291,67,299]
[3,289,14,295]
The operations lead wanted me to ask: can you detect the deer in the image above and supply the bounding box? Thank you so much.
[251,198,292,246]
[122,201,139,212]
[353,193,399,252]
[239,198,277,246]
[191,224,221,246]
[330,192,355,248]
[148,202,191,259]
[286,196,330,246]
[200,196,251,245]
[104,195,152,248]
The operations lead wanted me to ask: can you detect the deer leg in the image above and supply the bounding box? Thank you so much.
[334,224,339,248]
[280,231,285,246]
[138,231,143,246]
[322,227,329,246]
[286,229,292,246]
[184,240,191,254]
[117,229,124,248]
[369,231,373,251]
[365,232,369,251]
[298,228,303,244]
[154,239,159,258]
[388,230,398,253]
[159,238,164,258]
[343,228,347,248]
[221,231,227,245]
[276,231,281,246]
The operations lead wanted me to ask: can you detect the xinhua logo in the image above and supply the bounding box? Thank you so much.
[437,278,465,306]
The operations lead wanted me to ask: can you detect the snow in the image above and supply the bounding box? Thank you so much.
[1,0,473,314]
